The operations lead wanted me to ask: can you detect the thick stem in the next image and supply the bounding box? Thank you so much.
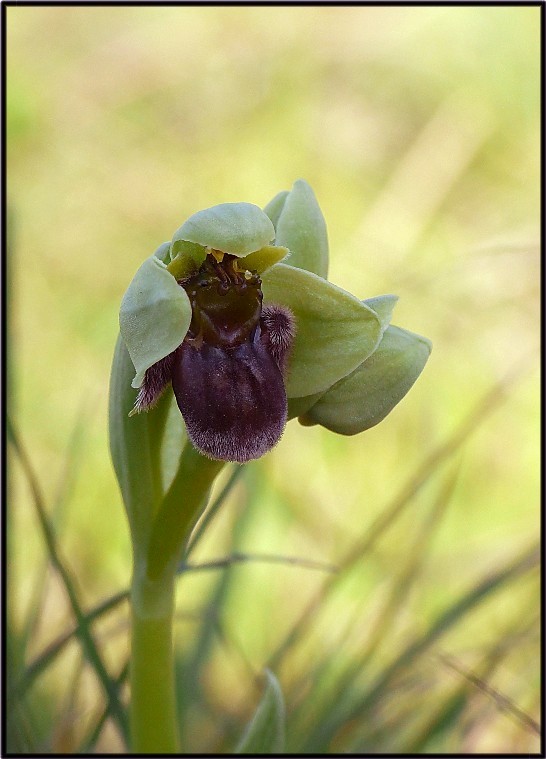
[129,443,225,753]
[130,572,178,753]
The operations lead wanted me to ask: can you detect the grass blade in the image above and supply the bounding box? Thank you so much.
[235,669,286,754]
[302,543,538,751]
[7,417,129,746]
[289,462,460,746]
[14,590,129,699]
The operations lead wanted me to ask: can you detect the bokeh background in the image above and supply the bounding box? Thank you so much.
[7,5,540,754]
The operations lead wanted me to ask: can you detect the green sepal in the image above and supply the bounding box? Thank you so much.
[261,263,382,398]
[300,325,432,435]
[235,670,285,754]
[263,190,289,231]
[363,294,399,335]
[274,179,329,279]
[172,202,275,257]
[119,255,192,388]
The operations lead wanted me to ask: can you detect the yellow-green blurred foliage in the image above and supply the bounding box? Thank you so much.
[7,6,540,754]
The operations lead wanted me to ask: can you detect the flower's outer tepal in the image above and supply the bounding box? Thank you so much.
[264,179,329,279]
[119,254,192,388]
[363,294,399,336]
[263,190,289,231]
[261,264,383,397]
[172,202,275,257]
[299,325,432,434]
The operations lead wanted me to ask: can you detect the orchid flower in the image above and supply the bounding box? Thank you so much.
[119,179,431,463]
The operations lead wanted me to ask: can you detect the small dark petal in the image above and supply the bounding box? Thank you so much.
[171,341,288,463]
[260,304,296,373]
[131,351,176,415]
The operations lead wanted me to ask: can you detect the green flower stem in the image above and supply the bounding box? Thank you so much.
[147,443,225,581]
[130,578,178,754]
[129,443,225,753]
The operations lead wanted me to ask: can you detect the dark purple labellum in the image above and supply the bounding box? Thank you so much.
[172,336,288,463]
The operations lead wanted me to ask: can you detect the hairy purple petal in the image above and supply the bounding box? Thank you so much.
[260,304,295,373]
[130,351,176,415]
[171,339,288,463]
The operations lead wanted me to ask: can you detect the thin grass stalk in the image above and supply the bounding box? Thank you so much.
[302,544,539,751]
[7,417,129,745]
[288,463,460,747]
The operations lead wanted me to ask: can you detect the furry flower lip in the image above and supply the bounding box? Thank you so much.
[132,251,295,463]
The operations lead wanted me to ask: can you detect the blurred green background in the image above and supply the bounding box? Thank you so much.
[7,5,540,754]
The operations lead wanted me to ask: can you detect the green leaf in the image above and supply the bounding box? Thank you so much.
[172,202,275,257]
[274,179,329,278]
[119,255,192,388]
[301,325,432,435]
[236,670,285,754]
[261,263,382,397]
[8,418,130,746]
[108,335,161,551]
[263,190,289,231]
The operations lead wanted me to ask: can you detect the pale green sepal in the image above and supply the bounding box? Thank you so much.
[235,670,285,754]
[363,294,399,336]
[172,202,275,256]
[301,325,432,435]
[119,255,192,388]
[153,241,172,264]
[242,245,289,273]
[263,190,289,230]
[261,263,382,397]
[274,179,329,278]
